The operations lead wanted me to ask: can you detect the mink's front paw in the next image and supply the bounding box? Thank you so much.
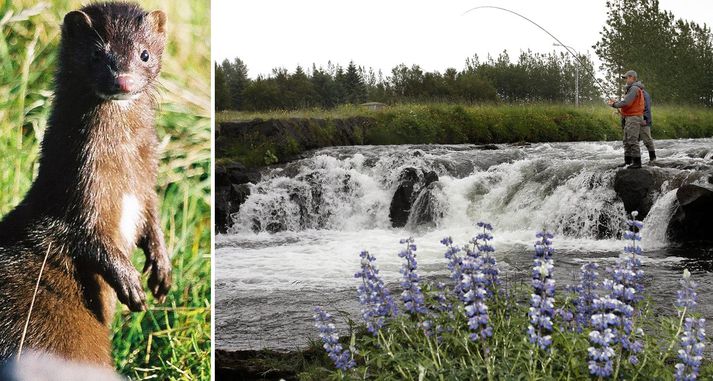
[143,250,172,303]
[111,267,147,312]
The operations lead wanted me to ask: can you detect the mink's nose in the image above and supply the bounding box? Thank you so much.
[116,75,136,93]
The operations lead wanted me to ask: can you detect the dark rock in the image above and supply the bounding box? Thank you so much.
[614,168,658,219]
[668,185,713,244]
[231,184,251,206]
[216,161,261,186]
[400,167,419,183]
[389,181,417,228]
[215,186,231,234]
[215,184,252,233]
[227,162,261,185]
[389,168,441,228]
[478,144,499,150]
[423,170,439,187]
[407,182,443,228]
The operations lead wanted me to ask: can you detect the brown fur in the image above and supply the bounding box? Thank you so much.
[0,2,171,366]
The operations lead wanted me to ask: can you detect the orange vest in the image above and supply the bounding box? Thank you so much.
[621,87,645,116]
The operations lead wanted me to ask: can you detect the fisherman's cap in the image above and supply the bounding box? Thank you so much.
[621,70,637,79]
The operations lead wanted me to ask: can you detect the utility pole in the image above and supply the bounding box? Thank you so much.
[553,43,579,107]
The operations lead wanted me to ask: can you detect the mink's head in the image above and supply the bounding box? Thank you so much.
[59,2,166,101]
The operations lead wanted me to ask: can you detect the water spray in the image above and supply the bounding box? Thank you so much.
[463,5,616,100]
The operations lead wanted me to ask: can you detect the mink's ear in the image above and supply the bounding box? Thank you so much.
[62,10,92,37]
[146,10,166,34]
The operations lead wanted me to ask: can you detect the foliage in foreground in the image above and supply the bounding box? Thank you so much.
[1,1,210,379]
[310,218,712,380]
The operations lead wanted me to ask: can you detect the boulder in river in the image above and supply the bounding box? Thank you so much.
[389,168,420,228]
[668,184,713,244]
[215,183,251,234]
[389,168,441,228]
[215,161,261,232]
[614,167,665,219]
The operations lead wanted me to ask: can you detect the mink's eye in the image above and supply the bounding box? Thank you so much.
[91,48,102,62]
[140,50,149,62]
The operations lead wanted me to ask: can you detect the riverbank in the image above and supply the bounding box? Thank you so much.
[216,104,713,168]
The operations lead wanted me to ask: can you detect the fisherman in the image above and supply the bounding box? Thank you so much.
[618,82,656,163]
[608,70,646,169]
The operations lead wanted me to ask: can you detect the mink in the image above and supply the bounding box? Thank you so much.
[0,2,171,366]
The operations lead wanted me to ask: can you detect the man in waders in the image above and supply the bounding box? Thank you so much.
[608,70,646,169]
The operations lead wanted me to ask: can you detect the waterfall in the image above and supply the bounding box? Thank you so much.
[230,143,637,240]
[641,189,678,248]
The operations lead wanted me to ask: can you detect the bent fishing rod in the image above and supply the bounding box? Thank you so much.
[463,5,617,99]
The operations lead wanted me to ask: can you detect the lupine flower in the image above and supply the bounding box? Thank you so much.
[459,222,497,342]
[442,236,464,296]
[313,307,356,371]
[589,212,645,375]
[398,237,428,316]
[675,269,706,381]
[675,269,698,310]
[675,317,706,381]
[588,296,623,377]
[460,255,492,342]
[614,212,645,365]
[527,231,556,351]
[472,221,499,292]
[574,262,599,332]
[355,250,398,334]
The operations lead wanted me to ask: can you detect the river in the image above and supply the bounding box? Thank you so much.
[216,139,713,351]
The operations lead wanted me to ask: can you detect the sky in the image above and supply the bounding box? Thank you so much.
[212,0,712,79]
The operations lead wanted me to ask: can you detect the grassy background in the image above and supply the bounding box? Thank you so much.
[0,1,210,380]
[216,103,713,168]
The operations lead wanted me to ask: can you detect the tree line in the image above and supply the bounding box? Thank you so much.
[215,51,599,112]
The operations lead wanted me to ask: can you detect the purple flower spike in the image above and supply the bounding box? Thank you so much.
[313,307,355,371]
[458,222,498,343]
[461,259,492,342]
[675,269,706,381]
[442,236,464,297]
[528,230,556,351]
[588,296,621,377]
[574,262,599,332]
[472,223,499,292]
[355,250,397,335]
[675,317,706,381]
[676,269,698,310]
[398,237,428,316]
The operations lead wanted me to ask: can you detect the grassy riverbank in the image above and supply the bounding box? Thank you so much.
[1,1,210,379]
[217,103,713,168]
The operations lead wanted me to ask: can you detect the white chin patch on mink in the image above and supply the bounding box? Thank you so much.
[97,92,141,101]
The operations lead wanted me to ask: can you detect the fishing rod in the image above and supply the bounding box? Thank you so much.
[463,5,617,99]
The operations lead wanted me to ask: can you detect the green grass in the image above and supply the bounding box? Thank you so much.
[1,1,210,380]
[216,103,713,168]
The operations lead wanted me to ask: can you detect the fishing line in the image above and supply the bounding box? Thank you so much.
[463,5,617,98]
